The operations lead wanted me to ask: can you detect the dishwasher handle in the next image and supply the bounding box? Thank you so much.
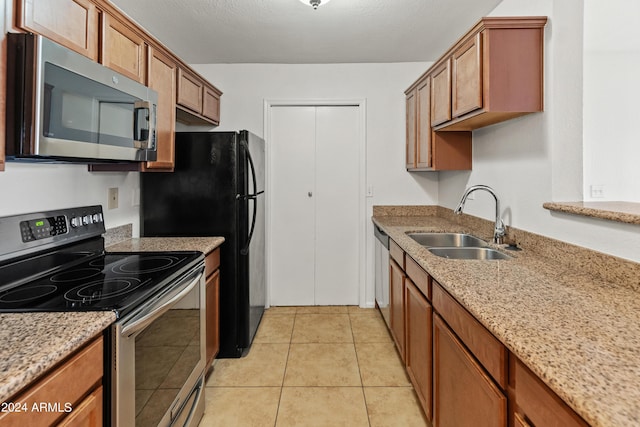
[374,224,389,249]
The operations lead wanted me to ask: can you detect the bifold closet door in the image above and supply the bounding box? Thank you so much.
[270,105,360,306]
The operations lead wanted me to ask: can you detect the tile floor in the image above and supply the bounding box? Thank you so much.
[198,306,430,427]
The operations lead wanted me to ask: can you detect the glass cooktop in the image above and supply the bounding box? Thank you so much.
[0,251,202,317]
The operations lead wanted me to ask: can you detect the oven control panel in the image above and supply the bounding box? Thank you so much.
[0,205,106,263]
[20,215,68,242]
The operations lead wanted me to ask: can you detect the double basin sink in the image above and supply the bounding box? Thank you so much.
[407,232,511,260]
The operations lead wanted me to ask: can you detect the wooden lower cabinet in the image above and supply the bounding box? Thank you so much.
[205,248,221,372]
[0,336,104,427]
[433,314,507,427]
[404,278,432,420]
[57,387,102,427]
[389,257,406,361]
[512,358,588,427]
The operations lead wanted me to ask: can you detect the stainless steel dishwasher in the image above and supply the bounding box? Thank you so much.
[374,224,391,329]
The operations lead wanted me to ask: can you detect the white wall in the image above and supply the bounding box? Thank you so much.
[0,163,141,234]
[439,0,640,262]
[191,62,437,306]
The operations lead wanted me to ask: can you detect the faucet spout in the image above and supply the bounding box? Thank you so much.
[453,185,505,244]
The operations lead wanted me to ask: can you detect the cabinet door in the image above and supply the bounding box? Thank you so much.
[452,33,483,117]
[17,0,99,60]
[102,14,147,84]
[389,258,406,361]
[177,68,204,114]
[405,89,417,169]
[202,86,221,124]
[144,46,177,171]
[416,78,431,168]
[431,59,452,126]
[58,386,102,427]
[433,314,507,427]
[405,278,432,420]
[206,269,220,370]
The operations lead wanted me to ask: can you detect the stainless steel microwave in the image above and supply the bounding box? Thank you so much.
[6,33,157,163]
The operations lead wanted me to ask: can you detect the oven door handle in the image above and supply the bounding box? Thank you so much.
[121,269,203,337]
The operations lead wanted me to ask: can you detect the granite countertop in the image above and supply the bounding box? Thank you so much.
[0,312,116,403]
[373,213,640,427]
[106,236,225,254]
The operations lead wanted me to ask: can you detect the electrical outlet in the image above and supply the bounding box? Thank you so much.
[108,187,119,209]
[590,185,604,199]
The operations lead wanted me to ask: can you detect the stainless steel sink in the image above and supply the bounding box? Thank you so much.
[428,247,512,260]
[407,232,488,248]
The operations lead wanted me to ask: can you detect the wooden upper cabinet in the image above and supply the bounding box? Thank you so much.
[407,15,547,135]
[405,89,417,169]
[101,13,147,84]
[416,78,431,169]
[143,46,177,171]
[203,86,221,124]
[177,67,204,114]
[16,0,99,60]
[436,17,547,131]
[406,73,472,172]
[452,33,483,118]
[431,59,452,127]
[177,67,221,126]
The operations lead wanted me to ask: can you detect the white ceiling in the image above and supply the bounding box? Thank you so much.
[109,0,502,64]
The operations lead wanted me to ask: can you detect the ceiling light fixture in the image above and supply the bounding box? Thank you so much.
[299,0,332,9]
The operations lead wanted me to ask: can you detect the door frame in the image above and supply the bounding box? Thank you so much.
[264,99,367,307]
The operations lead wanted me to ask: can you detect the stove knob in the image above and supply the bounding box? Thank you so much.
[92,213,101,223]
[82,215,90,225]
[70,217,80,228]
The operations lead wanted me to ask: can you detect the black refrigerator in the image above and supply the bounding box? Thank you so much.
[141,130,265,358]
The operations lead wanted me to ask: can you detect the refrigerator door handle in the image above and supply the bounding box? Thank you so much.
[240,139,260,256]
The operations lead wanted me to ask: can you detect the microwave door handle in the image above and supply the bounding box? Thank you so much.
[133,100,151,149]
[120,269,203,337]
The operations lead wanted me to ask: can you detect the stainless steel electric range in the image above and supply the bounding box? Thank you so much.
[0,205,206,427]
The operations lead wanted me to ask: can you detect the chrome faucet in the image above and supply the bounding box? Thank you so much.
[454,185,505,244]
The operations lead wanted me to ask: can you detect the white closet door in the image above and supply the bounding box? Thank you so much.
[270,106,316,305]
[314,106,360,305]
[269,104,360,306]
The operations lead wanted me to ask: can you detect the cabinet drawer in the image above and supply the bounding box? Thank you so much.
[432,281,507,389]
[0,336,103,427]
[205,248,221,278]
[513,358,588,427]
[389,239,405,269]
[406,256,430,300]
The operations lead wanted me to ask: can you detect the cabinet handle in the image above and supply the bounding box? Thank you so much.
[308,192,313,197]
